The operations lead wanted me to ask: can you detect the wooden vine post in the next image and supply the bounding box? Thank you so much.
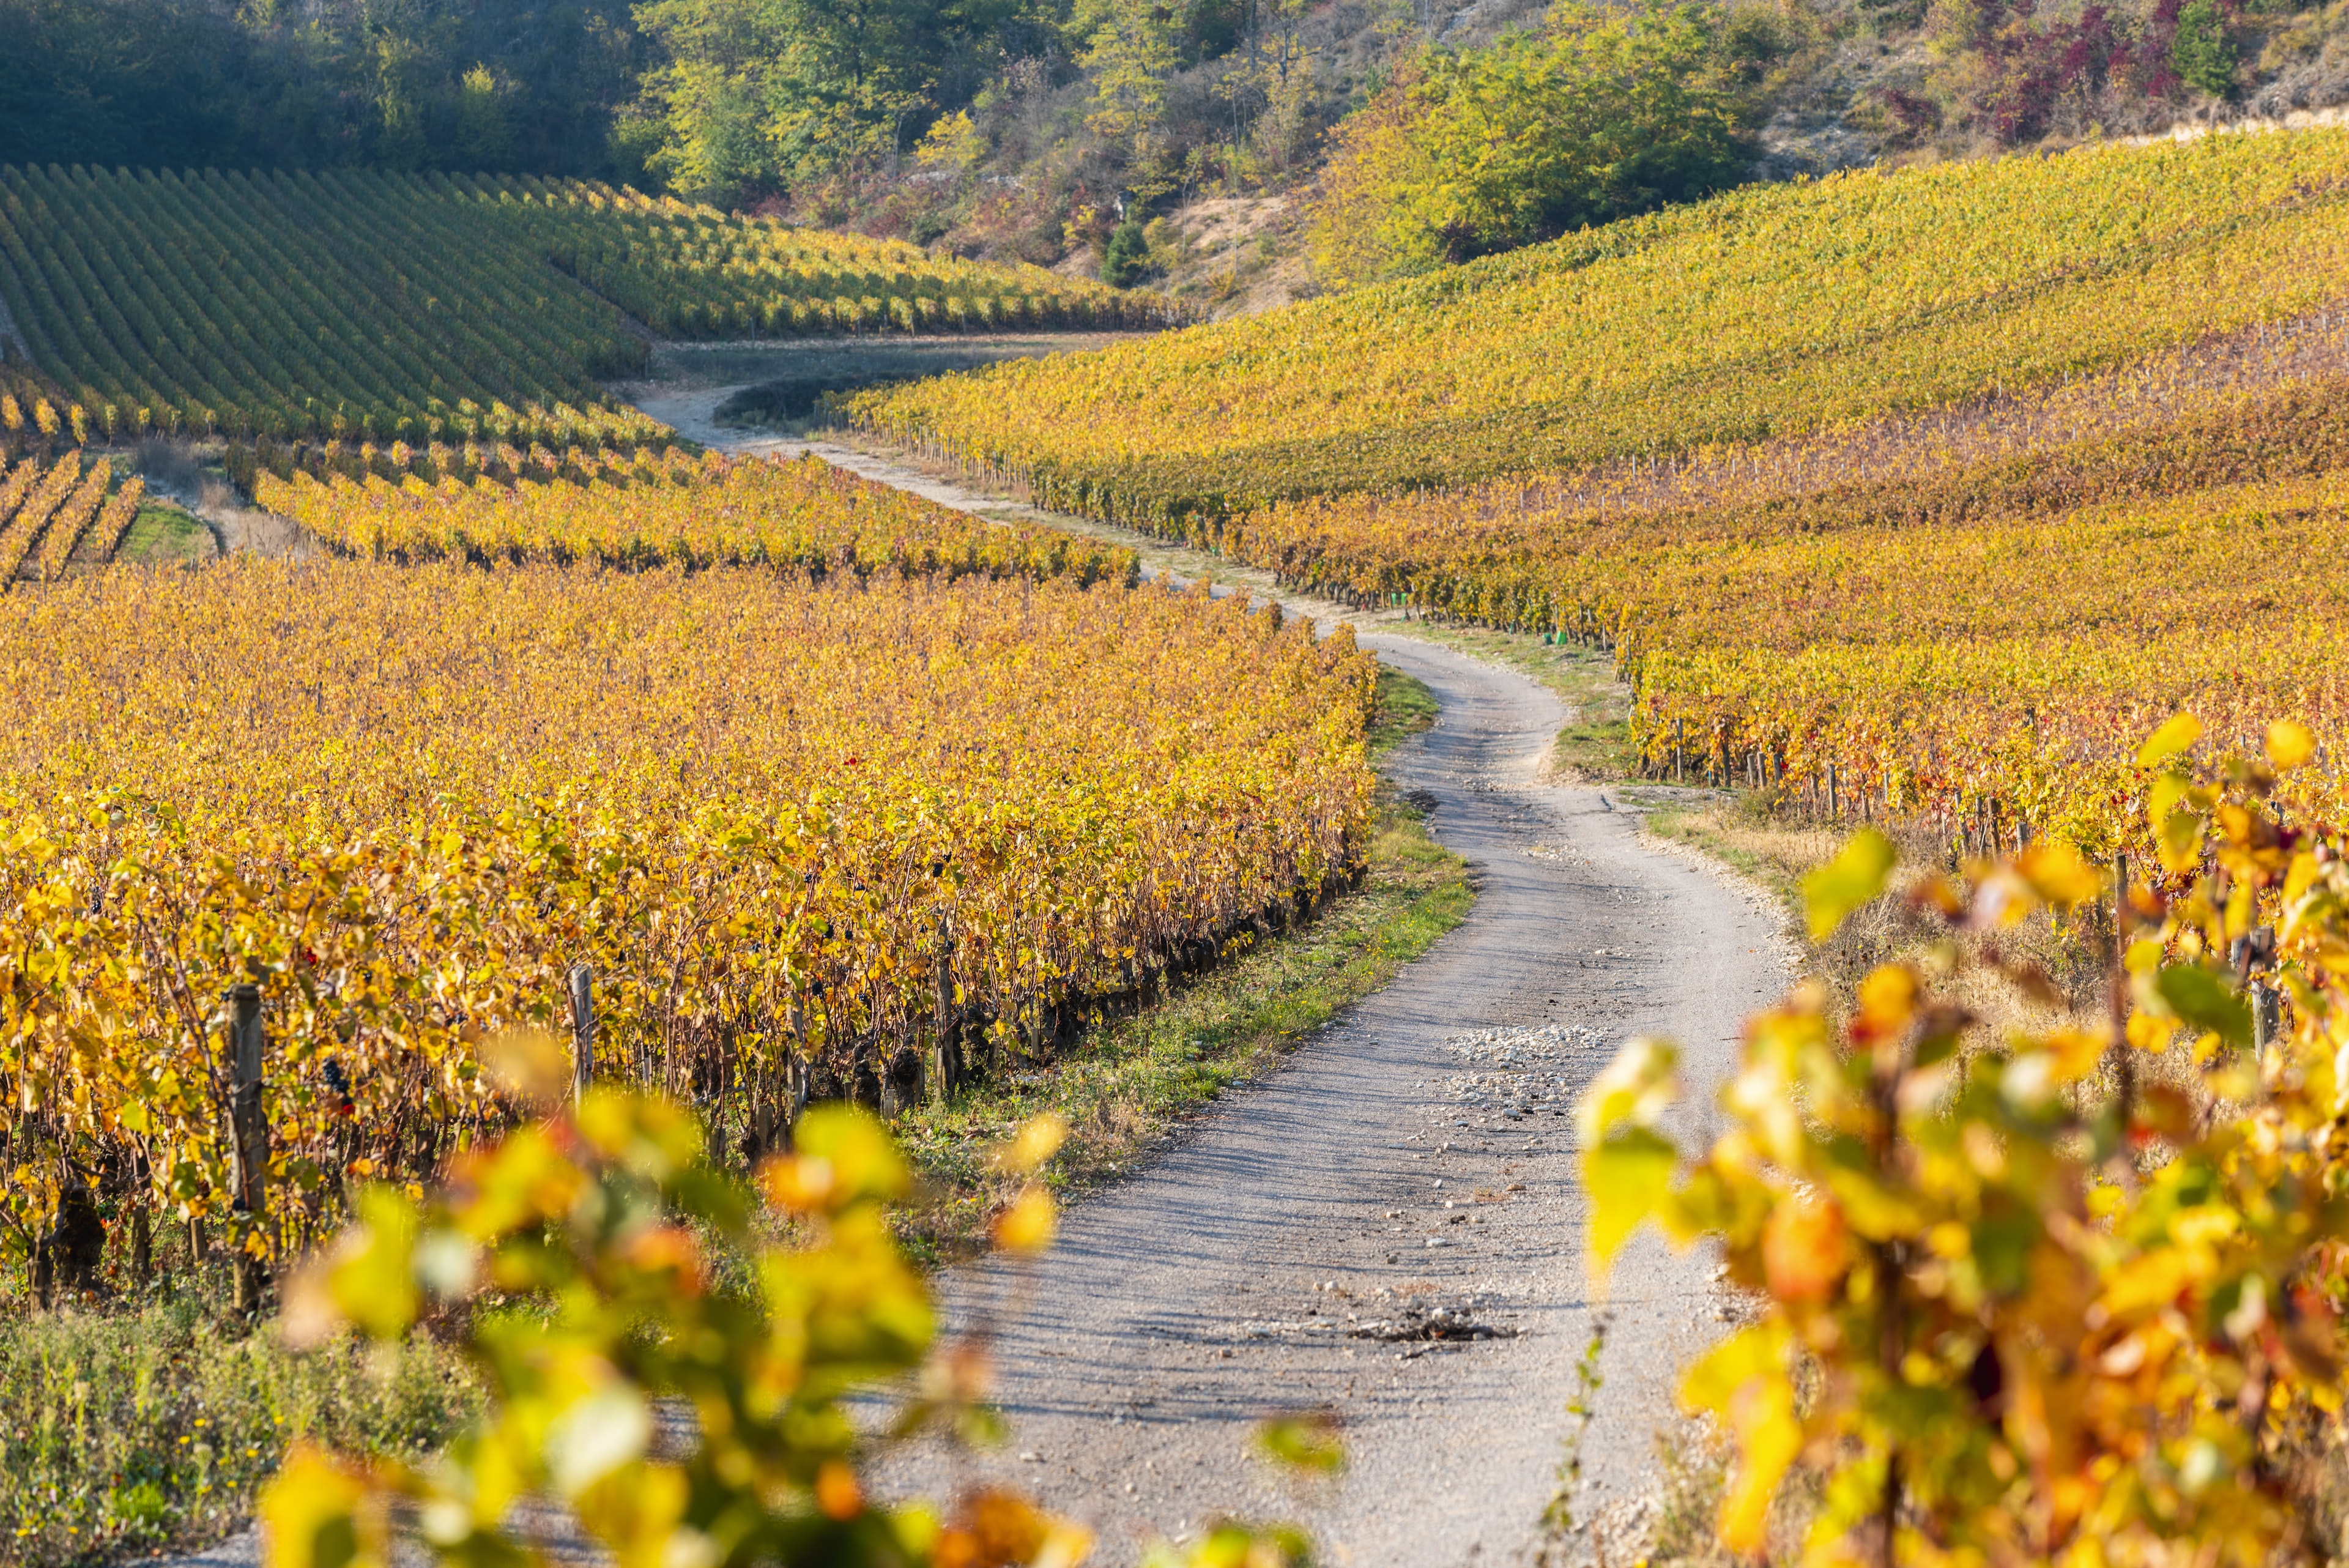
[2106,851,2137,1147]
[931,916,959,1105]
[2243,926,2281,1068]
[226,983,269,1315]
[568,962,595,1104]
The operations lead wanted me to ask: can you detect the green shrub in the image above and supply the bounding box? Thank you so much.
[1102,215,1151,287]
[1307,0,1750,288]
[2172,0,2240,95]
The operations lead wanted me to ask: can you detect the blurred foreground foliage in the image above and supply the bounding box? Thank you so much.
[1585,716,2349,1566]
[264,1066,1323,1568]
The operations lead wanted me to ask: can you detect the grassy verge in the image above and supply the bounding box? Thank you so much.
[0,1297,480,1568]
[111,504,212,565]
[889,793,1472,1265]
[1369,664,1438,754]
[1642,793,1836,912]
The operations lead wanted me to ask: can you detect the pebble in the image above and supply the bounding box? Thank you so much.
[1434,1024,1605,1120]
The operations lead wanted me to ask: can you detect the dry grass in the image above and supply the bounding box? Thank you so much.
[1646,793,2111,1036]
[1635,1420,1830,1568]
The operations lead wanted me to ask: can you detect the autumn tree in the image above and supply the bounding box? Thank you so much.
[1305,0,1751,289]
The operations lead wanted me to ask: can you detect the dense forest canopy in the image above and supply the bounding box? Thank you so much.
[0,0,646,175]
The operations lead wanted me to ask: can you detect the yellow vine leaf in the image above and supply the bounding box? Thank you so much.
[994,1186,1058,1255]
[2136,713,2203,770]
[1678,1323,1798,1556]
[2016,840,2103,907]
[999,1112,1071,1176]
[1576,1039,1681,1284]
[1800,829,1896,943]
[1255,1412,1347,1476]
[261,1445,388,1568]
[2268,718,2316,770]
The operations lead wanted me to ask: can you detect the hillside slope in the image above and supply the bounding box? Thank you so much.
[855,122,2349,860]
[0,165,1159,449]
[857,128,2349,520]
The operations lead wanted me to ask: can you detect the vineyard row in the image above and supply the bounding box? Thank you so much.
[0,551,1375,1284]
[0,449,145,586]
[0,162,1173,451]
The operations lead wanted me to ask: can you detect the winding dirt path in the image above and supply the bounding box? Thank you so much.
[165,390,1789,1568]
[647,392,1794,1566]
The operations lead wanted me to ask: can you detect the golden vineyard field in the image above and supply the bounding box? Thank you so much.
[858,128,2349,517]
[1177,367,2349,851]
[258,450,1137,579]
[0,450,144,585]
[0,543,1373,1265]
[855,128,2349,864]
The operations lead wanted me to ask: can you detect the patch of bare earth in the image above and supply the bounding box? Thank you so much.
[1156,196,1313,320]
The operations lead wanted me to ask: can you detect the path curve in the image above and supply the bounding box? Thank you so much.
[649,391,1794,1566]
[154,383,1791,1568]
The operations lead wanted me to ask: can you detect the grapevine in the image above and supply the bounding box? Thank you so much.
[0,559,1375,1283]
[1586,722,2349,1567]
[257,450,1140,581]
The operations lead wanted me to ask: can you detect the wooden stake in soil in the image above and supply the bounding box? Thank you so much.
[2106,851,2137,1157]
[932,917,958,1105]
[226,982,268,1315]
[568,962,595,1104]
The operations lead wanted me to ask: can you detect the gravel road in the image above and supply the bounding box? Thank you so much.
[867,634,1785,1567]
[641,392,1795,1566]
[171,390,1791,1568]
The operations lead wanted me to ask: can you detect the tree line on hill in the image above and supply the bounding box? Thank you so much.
[1,0,2342,296]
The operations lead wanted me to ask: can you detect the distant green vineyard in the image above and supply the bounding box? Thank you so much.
[0,165,1164,448]
[530,198,1141,341]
